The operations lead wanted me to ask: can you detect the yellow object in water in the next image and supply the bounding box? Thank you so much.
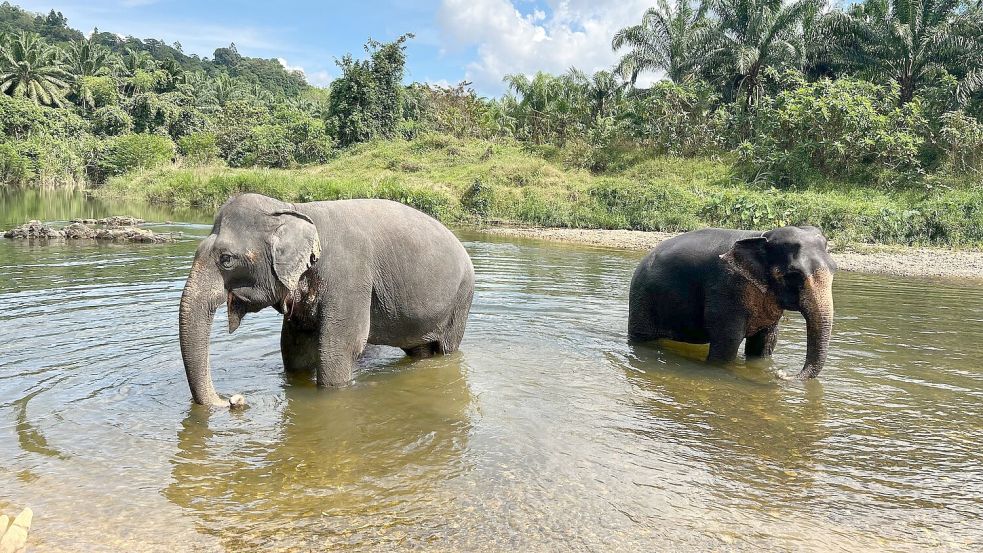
[0,507,31,553]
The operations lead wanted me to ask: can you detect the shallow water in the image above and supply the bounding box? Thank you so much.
[0,189,981,551]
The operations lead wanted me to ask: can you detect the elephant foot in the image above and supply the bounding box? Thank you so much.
[198,393,247,410]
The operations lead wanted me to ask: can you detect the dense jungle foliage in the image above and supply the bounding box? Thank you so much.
[1,1,982,245]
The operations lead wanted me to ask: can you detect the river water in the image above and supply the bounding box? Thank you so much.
[0,189,981,552]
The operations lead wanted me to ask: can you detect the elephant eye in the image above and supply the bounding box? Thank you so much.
[219,253,235,269]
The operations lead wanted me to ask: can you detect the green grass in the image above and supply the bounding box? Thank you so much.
[96,133,983,247]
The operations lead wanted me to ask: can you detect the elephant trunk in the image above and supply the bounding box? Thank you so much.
[178,236,227,406]
[798,268,834,379]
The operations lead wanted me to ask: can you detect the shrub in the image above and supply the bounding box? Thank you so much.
[738,78,928,187]
[170,108,212,139]
[0,142,30,185]
[79,76,119,108]
[619,80,725,157]
[92,106,133,136]
[460,178,492,216]
[241,124,293,168]
[7,136,88,186]
[177,132,220,165]
[215,99,271,167]
[0,94,89,139]
[96,133,175,179]
[126,92,181,135]
[276,107,333,164]
[937,110,983,175]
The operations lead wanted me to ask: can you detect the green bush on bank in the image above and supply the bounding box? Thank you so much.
[737,79,928,187]
[96,133,175,178]
[177,132,220,165]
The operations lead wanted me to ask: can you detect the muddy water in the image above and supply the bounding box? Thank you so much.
[0,189,981,551]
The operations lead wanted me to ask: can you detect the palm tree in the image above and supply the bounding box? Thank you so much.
[703,0,819,106]
[65,37,119,110]
[0,32,70,106]
[823,0,982,105]
[65,37,116,78]
[503,71,584,143]
[123,47,155,75]
[566,68,628,119]
[612,0,710,84]
[209,73,244,107]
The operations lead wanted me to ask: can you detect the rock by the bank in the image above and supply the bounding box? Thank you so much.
[3,220,65,239]
[3,218,175,243]
[70,216,144,227]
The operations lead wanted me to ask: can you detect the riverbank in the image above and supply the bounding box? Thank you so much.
[485,226,983,280]
[94,135,983,249]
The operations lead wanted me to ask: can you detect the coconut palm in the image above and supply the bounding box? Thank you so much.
[65,37,117,78]
[65,37,119,109]
[123,47,156,75]
[209,73,244,107]
[566,68,628,119]
[503,71,585,143]
[703,0,819,106]
[0,32,70,106]
[612,0,711,84]
[823,0,982,104]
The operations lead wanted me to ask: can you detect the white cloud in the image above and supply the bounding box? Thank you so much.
[306,70,332,88]
[277,57,304,73]
[277,58,332,88]
[438,0,663,95]
[426,78,454,88]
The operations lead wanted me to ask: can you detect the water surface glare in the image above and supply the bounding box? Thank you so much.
[0,191,981,551]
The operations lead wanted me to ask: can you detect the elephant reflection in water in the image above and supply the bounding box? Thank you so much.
[620,344,829,508]
[165,352,474,550]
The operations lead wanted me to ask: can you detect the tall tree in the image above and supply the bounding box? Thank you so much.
[823,0,982,104]
[703,0,818,105]
[612,0,710,84]
[65,37,116,77]
[0,32,70,106]
[567,68,628,119]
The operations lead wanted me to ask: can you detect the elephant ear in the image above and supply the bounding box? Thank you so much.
[720,236,769,292]
[269,210,321,292]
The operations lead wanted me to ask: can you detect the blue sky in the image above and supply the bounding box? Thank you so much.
[14,0,660,96]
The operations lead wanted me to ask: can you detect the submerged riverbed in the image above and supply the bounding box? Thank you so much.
[1,189,981,551]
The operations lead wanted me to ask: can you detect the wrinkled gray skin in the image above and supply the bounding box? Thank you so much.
[179,193,475,407]
[628,226,836,379]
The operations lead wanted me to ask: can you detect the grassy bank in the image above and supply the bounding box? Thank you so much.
[96,134,983,247]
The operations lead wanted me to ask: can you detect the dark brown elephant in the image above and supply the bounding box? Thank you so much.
[628,226,836,378]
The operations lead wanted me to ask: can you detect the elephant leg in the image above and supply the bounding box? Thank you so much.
[281,319,320,374]
[628,302,660,342]
[315,297,371,387]
[706,318,745,364]
[707,337,743,364]
[745,323,780,358]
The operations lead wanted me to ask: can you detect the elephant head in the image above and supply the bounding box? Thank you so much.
[178,194,321,406]
[723,226,836,379]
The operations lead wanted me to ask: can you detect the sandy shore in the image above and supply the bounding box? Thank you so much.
[484,227,983,280]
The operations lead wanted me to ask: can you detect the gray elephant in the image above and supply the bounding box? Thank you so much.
[179,193,475,407]
[628,226,836,378]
